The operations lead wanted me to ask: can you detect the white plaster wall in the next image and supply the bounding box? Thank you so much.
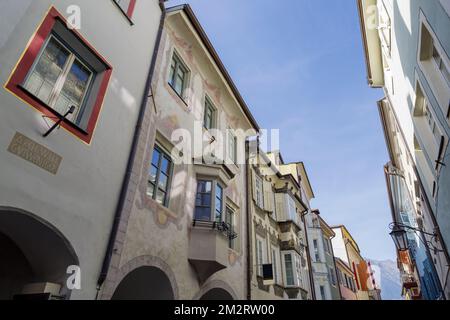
[0,0,162,299]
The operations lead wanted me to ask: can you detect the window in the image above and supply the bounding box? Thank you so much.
[413,82,446,176]
[312,216,320,228]
[284,253,295,286]
[323,236,330,254]
[195,180,212,221]
[113,0,137,20]
[432,45,450,87]
[148,146,173,206]
[271,248,278,284]
[5,8,112,144]
[194,180,224,222]
[227,129,237,164]
[168,52,188,97]
[255,175,264,208]
[295,254,303,288]
[23,36,93,125]
[424,101,442,145]
[313,239,320,262]
[203,97,216,130]
[418,15,450,115]
[256,238,265,276]
[215,184,223,222]
[337,269,343,285]
[377,0,391,57]
[329,267,337,286]
[319,285,326,300]
[286,195,297,222]
[225,206,235,249]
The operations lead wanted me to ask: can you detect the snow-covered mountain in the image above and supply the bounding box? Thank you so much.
[369,259,403,300]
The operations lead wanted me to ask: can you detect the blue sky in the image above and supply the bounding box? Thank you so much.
[168,0,395,261]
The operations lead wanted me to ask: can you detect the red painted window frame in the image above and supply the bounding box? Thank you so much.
[5,7,112,144]
[114,0,137,20]
[127,0,137,19]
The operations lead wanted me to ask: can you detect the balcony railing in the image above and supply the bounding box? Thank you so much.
[192,220,238,240]
[401,274,418,289]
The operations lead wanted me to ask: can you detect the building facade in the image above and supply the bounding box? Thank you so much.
[358,0,450,299]
[318,214,341,300]
[335,258,358,300]
[305,209,339,300]
[248,146,313,300]
[332,225,376,300]
[0,0,163,299]
[98,4,260,300]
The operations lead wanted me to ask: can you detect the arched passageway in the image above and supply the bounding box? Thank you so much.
[200,288,234,300]
[111,266,175,300]
[0,207,78,300]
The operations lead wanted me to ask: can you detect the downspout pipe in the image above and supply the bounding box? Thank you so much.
[302,213,316,300]
[97,0,166,291]
[245,139,252,300]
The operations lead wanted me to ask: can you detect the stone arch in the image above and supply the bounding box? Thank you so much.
[0,206,79,300]
[193,280,238,300]
[107,255,179,300]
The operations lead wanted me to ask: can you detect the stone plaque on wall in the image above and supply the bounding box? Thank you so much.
[7,132,62,175]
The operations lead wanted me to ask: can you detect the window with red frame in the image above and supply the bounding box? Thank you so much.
[114,0,137,20]
[5,7,112,144]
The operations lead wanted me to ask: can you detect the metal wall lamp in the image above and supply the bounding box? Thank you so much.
[389,222,444,253]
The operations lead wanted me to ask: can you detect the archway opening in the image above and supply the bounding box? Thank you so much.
[112,266,174,300]
[0,208,78,300]
[200,288,234,300]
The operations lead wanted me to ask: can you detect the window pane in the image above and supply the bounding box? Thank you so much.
[148,146,173,207]
[194,207,211,221]
[195,180,213,221]
[205,114,212,129]
[177,67,185,79]
[54,58,92,119]
[175,75,184,95]
[149,165,158,184]
[215,185,223,221]
[156,189,166,205]
[285,254,294,286]
[23,37,70,104]
[204,101,214,129]
[152,149,161,166]
[158,173,168,191]
[196,193,211,207]
[147,182,155,198]
[161,157,170,175]
[197,180,212,193]
[216,184,223,200]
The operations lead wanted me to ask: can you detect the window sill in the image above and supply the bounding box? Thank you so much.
[18,85,89,136]
[168,83,188,107]
[112,0,135,25]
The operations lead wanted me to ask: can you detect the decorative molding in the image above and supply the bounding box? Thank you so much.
[254,220,267,237]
